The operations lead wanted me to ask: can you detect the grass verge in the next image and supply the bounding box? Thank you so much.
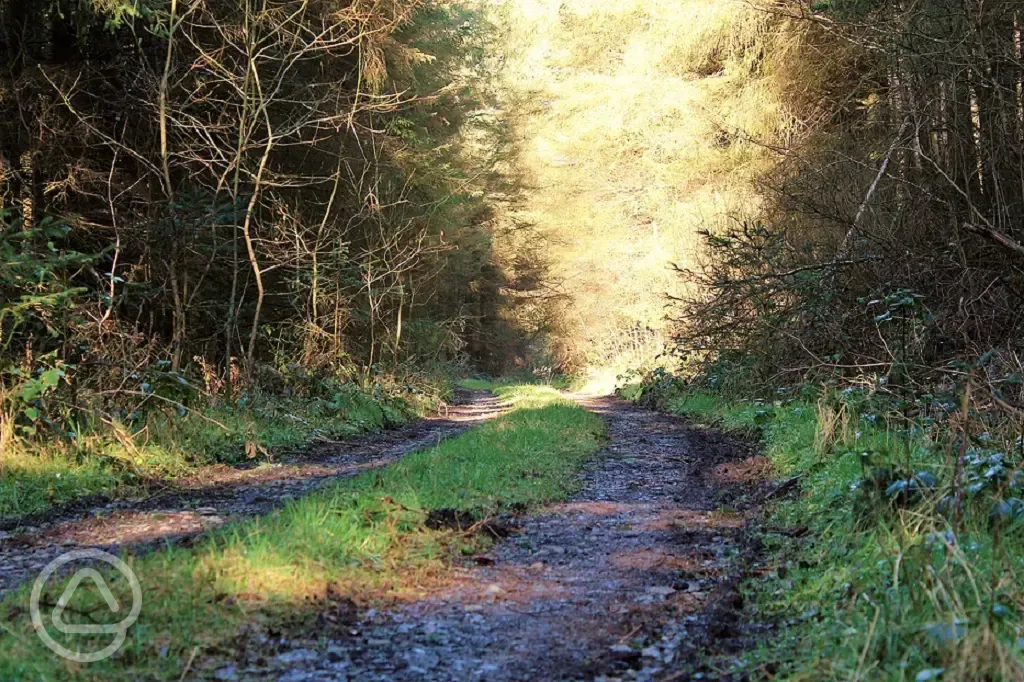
[0,385,604,681]
[626,385,1024,681]
[0,377,444,525]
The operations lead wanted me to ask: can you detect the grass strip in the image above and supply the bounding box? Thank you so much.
[0,385,603,681]
[1,382,431,524]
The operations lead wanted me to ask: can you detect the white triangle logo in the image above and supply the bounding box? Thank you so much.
[52,568,122,635]
[31,548,143,663]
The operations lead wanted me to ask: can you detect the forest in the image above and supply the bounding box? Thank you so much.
[3,0,1024,680]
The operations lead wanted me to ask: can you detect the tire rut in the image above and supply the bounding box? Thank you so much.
[0,390,505,596]
[251,394,767,682]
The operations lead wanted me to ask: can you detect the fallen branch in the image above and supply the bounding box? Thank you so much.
[963,222,1024,261]
[763,475,802,501]
[95,390,230,431]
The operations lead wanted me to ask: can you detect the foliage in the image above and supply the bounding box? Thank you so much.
[0,213,90,351]
[664,0,1024,394]
[488,0,814,372]
[0,210,94,447]
[0,0,552,496]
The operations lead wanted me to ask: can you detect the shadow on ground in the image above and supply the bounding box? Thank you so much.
[211,395,775,682]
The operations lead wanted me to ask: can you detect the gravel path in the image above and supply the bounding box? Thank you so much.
[238,394,767,682]
[0,390,505,595]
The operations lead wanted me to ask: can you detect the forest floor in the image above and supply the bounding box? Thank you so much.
[1,390,778,681]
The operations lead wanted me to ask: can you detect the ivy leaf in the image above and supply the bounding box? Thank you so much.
[922,620,967,644]
[40,368,65,389]
[989,499,1024,526]
[886,479,911,497]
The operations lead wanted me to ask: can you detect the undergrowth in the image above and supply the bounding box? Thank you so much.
[621,371,1024,681]
[0,385,604,680]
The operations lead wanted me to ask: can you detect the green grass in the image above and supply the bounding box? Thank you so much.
[0,385,604,681]
[458,377,501,391]
[0,382,431,523]
[632,386,1024,681]
[460,375,583,392]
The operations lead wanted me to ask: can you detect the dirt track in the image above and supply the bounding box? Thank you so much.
[0,390,505,595]
[2,392,770,680]
[231,394,768,682]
